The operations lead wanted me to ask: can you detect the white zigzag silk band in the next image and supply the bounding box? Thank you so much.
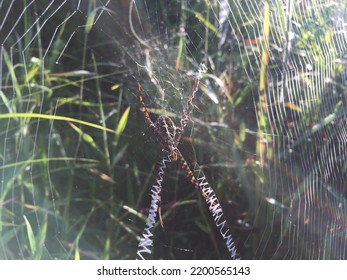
[193,163,240,260]
[136,153,240,259]
[136,150,171,260]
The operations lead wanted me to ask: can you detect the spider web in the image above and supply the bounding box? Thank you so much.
[0,0,346,260]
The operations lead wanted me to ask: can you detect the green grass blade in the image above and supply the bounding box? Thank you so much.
[0,90,14,114]
[85,8,97,34]
[23,215,36,256]
[0,113,116,133]
[111,84,120,91]
[274,0,286,33]
[0,157,98,171]
[24,57,41,84]
[69,122,104,156]
[102,237,111,260]
[176,34,184,70]
[259,1,270,91]
[116,106,130,135]
[74,244,80,260]
[194,11,218,35]
[2,49,21,99]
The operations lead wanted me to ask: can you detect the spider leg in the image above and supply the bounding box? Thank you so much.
[175,149,215,205]
[175,63,207,145]
[138,83,157,131]
[176,149,240,259]
[174,77,199,146]
[138,83,173,147]
[171,101,192,146]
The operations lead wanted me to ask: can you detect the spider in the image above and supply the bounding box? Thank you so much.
[137,80,209,203]
[138,83,191,162]
[136,66,239,260]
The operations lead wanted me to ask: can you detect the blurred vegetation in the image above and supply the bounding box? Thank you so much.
[0,0,346,259]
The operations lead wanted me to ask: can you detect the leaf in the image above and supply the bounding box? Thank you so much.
[0,157,98,171]
[89,168,115,184]
[0,113,116,133]
[2,48,21,99]
[24,64,40,84]
[111,144,128,169]
[74,208,94,260]
[24,215,36,255]
[74,244,80,260]
[239,121,246,142]
[0,90,14,114]
[194,12,218,34]
[111,84,120,91]
[259,1,270,92]
[274,0,286,34]
[122,205,145,220]
[116,106,130,135]
[176,35,184,70]
[85,9,97,34]
[51,70,95,77]
[103,237,111,260]
[285,102,302,112]
[69,122,104,155]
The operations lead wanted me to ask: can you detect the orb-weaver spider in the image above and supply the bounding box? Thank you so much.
[136,65,239,260]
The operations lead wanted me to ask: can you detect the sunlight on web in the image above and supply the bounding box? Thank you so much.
[0,0,346,260]
[0,0,116,259]
[212,0,347,259]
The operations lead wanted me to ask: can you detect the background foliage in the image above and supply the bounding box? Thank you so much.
[0,0,346,259]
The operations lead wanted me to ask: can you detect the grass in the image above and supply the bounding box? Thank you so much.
[0,0,346,260]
